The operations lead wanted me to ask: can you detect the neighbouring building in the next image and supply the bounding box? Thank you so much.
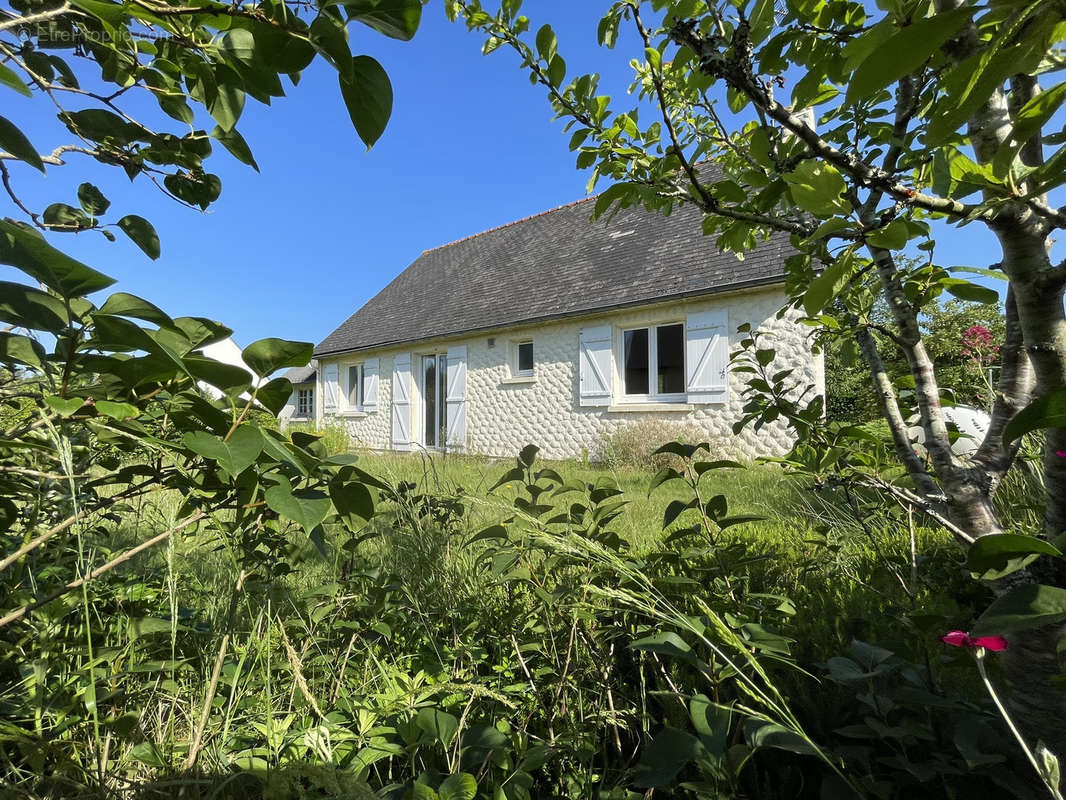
[279,363,317,427]
[297,195,824,461]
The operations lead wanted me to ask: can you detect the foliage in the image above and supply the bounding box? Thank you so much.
[3,436,1041,798]
[826,299,1006,423]
[449,0,1066,757]
[595,417,721,469]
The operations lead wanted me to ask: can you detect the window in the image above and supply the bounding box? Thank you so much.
[345,363,364,411]
[296,388,313,417]
[515,340,534,377]
[621,322,685,400]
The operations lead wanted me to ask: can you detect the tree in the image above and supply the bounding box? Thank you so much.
[450,0,1066,756]
[0,0,419,787]
[826,298,1006,422]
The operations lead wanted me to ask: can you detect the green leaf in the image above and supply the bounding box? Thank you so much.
[44,396,85,417]
[264,479,332,532]
[329,477,374,527]
[846,9,973,105]
[77,183,110,216]
[0,62,31,97]
[631,631,693,661]
[944,280,999,304]
[95,400,139,420]
[241,338,312,377]
[310,15,354,79]
[972,584,1066,637]
[339,55,393,149]
[182,354,254,394]
[866,220,908,250]
[633,727,703,788]
[784,160,850,216]
[255,376,293,415]
[536,24,558,63]
[745,719,817,755]
[163,171,222,211]
[993,81,1066,176]
[438,774,477,800]
[184,425,263,477]
[690,695,731,756]
[99,292,173,327]
[69,0,126,26]
[1004,387,1066,442]
[344,0,422,41]
[804,255,854,316]
[0,332,46,369]
[0,114,44,172]
[648,467,682,494]
[0,280,69,332]
[412,785,438,800]
[518,443,539,467]
[967,534,1062,573]
[43,203,91,230]
[221,28,257,66]
[0,220,115,296]
[117,215,161,260]
[415,707,459,748]
[210,125,259,171]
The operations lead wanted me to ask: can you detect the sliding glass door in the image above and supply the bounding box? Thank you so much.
[421,354,448,448]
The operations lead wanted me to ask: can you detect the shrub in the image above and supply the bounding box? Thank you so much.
[596,418,726,469]
[285,421,350,455]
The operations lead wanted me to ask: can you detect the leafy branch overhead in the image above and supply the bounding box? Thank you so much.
[451,0,1066,756]
[0,0,420,256]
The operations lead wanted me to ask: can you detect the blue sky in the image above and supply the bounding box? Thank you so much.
[4,2,1037,350]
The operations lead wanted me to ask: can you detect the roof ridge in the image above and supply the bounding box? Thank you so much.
[421,194,597,255]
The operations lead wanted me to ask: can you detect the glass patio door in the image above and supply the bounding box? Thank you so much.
[421,354,448,448]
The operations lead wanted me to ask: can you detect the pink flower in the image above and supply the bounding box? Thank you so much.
[941,630,1008,651]
[1056,451,1066,458]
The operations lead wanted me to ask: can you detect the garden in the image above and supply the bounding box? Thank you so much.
[3,0,1066,798]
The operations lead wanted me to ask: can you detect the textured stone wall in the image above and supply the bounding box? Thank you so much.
[318,286,822,461]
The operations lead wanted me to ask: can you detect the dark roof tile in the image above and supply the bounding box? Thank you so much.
[314,197,788,357]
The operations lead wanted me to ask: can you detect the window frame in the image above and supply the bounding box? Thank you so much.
[514,339,535,378]
[341,361,365,414]
[618,321,686,403]
[295,387,313,418]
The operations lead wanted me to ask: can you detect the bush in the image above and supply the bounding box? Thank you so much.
[285,421,350,455]
[596,418,725,469]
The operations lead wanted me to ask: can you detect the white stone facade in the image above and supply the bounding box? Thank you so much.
[313,286,823,461]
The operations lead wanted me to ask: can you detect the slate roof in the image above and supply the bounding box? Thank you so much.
[314,195,790,357]
[284,364,316,384]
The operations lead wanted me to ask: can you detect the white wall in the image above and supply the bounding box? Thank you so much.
[316,286,822,461]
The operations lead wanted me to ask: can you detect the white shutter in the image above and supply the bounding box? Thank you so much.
[391,354,411,450]
[363,357,379,410]
[446,345,467,450]
[579,325,612,407]
[323,363,339,415]
[686,309,729,404]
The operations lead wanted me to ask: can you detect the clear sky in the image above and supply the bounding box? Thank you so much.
[4,2,1035,350]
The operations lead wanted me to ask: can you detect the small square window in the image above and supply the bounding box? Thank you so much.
[296,388,313,417]
[516,341,534,376]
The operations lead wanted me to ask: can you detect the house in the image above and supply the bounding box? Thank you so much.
[279,363,317,427]
[304,196,824,460]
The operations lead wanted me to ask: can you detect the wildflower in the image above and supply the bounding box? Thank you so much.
[940,630,1008,651]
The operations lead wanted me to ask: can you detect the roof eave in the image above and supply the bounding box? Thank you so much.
[311,273,785,359]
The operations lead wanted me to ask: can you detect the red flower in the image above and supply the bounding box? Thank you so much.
[941,630,1008,651]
